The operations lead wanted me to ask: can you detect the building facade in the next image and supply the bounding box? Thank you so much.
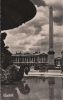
[12,52,48,70]
[12,51,63,70]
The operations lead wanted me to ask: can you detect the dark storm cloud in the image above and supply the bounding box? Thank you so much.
[34,25,41,35]
[43,0,63,25]
[33,38,48,46]
[54,33,63,38]
[31,0,46,6]
[53,8,63,25]
[31,0,63,25]
[54,16,63,25]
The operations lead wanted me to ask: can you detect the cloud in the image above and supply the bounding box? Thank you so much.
[4,5,49,52]
[4,5,63,57]
[43,0,63,25]
[43,0,63,7]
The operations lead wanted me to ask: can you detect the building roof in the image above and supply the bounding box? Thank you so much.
[12,52,48,57]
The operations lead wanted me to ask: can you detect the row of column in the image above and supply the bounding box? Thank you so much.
[13,56,48,63]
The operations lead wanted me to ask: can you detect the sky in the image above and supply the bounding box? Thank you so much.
[3,0,63,57]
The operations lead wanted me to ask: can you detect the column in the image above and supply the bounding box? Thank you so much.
[16,56,18,62]
[27,57,28,63]
[31,57,33,62]
[23,57,24,62]
[17,56,19,63]
[24,57,26,62]
[34,57,35,62]
[22,57,23,62]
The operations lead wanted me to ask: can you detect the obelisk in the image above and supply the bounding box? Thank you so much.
[48,6,55,67]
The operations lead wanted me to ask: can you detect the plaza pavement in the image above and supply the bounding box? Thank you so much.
[24,69,63,78]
